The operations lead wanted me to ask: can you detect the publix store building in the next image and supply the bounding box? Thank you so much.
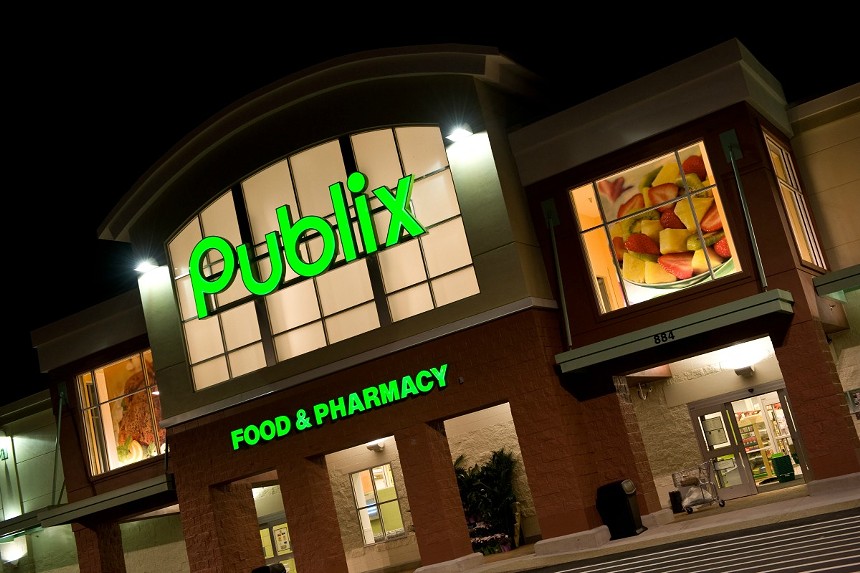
[23,41,860,572]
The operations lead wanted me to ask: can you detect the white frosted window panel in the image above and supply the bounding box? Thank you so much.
[352,129,402,192]
[421,218,472,277]
[184,318,225,364]
[192,357,229,390]
[201,193,242,245]
[388,284,433,322]
[221,302,262,351]
[274,323,327,361]
[432,268,479,306]
[396,126,448,177]
[266,281,321,333]
[317,261,373,315]
[411,171,460,226]
[169,219,203,277]
[326,303,379,344]
[378,239,426,293]
[215,269,251,307]
[228,344,266,377]
[176,276,198,321]
[291,141,348,217]
[242,158,298,244]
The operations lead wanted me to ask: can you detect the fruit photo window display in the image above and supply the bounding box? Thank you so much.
[570,141,740,312]
[77,349,166,475]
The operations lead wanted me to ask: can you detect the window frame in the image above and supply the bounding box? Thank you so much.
[349,462,406,545]
[75,349,165,477]
[168,125,479,390]
[762,129,827,271]
[569,140,740,315]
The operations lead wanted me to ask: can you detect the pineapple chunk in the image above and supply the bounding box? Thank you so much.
[610,221,626,239]
[660,228,692,254]
[650,161,681,188]
[622,252,646,283]
[645,260,677,284]
[640,219,663,243]
[691,248,725,274]
[674,197,715,230]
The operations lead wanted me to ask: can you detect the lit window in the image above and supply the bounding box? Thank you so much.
[350,463,405,544]
[570,141,741,313]
[168,126,478,390]
[77,349,165,475]
[763,131,826,269]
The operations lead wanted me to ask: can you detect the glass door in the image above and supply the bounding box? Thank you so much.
[731,390,804,489]
[689,403,757,500]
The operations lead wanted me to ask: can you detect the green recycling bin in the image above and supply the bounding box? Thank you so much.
[771,453,795,483]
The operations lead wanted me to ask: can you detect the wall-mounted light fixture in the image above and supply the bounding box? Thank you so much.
[366,439,385,452]
[0,536,28,566]
[446,124,473,142]
[0,449,7,461]
[734,365,755,378]
[637,381,653,400]
[134,259,159,273]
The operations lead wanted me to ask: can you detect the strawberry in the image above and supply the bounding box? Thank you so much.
[617,193,644,218]
[597,177,632,202]
[682,155,707,181]
[612,236,626,262]
[648,183,680,212]
[658,252,694,279]
[700,204,723,231]
[624,232,660,255]
[714,237,731,258]
[660,210,686,229]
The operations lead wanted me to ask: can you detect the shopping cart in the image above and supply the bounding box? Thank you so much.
[672,460,726,514]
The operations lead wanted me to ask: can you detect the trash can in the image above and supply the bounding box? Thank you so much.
[596,479,648,540]
[669,490,684,513]
[771,453,795,483]
[251,565,286,573]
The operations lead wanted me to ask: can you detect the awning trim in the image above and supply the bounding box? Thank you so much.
[813,263,860,300]
[39,474,174,528]
[555,289,794,375]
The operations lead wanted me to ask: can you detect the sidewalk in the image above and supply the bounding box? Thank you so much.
[418,473,860,573]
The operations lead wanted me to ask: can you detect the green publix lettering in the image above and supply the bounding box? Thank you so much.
[190,171,425,319]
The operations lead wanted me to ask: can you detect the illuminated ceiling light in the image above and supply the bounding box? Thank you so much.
[366,439,385,452]
[734,365,755,378]
[446,124,473,142]
[134,259,159,273]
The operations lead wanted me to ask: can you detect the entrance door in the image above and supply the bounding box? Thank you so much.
[689,404,757,499]
[730,390,804,490]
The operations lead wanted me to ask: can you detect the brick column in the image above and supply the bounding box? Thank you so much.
[509,385,597,538]
[73,520,126,573]
[775,320,860,479]
[394,421,473,566]
[276,455,349,573]
[211,482,263,572]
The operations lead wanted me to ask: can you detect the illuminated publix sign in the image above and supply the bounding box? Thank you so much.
[190,171,426,319]
[229,364,449,451]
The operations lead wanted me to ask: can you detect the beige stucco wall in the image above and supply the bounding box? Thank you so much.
[790,84,860,270]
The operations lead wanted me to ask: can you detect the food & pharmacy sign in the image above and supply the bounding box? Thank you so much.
[190,171,425,319]
[229,364,449,451]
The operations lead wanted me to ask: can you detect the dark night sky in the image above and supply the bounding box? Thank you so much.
[9,12,858,407]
